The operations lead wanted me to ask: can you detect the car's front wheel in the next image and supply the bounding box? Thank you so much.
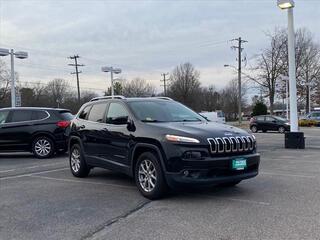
[69,144,90,178]
[250,125,258,133]
[135,152,167,200]
[278,126,286,133]
[32,136,54,158]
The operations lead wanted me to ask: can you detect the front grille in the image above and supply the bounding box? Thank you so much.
[207,136,255,154]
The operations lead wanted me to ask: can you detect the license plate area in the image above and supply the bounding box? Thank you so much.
[232,158,247,170]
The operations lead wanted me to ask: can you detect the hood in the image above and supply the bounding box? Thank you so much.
[149,121,250,139]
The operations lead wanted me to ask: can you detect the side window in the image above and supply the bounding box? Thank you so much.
[265,116,274,122]
[0,110,10,124]
[106,103,129,125]
[10,110,33,123]
[78,106,92,120]
[87,103,107,122]
[256,116,264,121]
[31,111,49,120]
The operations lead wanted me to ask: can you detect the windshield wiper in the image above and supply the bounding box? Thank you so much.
[175,118,202,122]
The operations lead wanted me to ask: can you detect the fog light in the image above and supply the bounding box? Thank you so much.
[183,170,189,176]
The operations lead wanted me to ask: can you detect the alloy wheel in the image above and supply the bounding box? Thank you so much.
[34,139,51,157]
[138,159,157,192]
[71,148,81,173]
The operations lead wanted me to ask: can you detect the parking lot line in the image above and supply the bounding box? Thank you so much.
[0,167,69,180]
[0,169,16,173]
[261,171,316,179]
[29,175,136,189]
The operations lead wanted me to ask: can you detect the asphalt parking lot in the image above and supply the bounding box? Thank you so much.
[1,128,320,240]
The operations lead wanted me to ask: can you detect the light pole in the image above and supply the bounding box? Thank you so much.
[0,48,28,107]
[278,0,304,148]
[101,66,122,97]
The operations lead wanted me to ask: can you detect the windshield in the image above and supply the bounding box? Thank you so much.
[128,101,205,122]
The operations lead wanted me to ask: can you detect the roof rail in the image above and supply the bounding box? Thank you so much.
[90,95,126,102]
[154,97,173,101]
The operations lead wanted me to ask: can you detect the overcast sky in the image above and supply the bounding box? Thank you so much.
[0,0,319,95]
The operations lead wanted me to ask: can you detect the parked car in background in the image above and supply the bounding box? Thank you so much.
[249,115,290,133]
[0,107,73,158]
[68,96,259,199]
[199,111,226,124]
[300,111,320,123]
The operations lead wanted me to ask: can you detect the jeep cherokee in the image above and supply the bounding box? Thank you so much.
[68,96,260,199]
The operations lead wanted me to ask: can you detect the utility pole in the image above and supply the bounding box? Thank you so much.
[231,37,247,125]
[160,73,169,96]
[69,55,84,104]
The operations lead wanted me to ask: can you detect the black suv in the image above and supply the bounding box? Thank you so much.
[250,115,290,133]
[0,107,73,158]
[68,96,260,199]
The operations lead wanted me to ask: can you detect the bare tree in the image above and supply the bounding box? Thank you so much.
[122,78,155,97]
[200,85,221,112]
[250,29,287,114]
[221,79,248,120]
[0,60,12,105]
[45,78,71,107]
[168,62,201,110]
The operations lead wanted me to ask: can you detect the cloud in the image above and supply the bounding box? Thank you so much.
[0,0,319,95]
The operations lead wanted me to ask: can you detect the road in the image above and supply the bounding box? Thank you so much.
[1,128,320,240]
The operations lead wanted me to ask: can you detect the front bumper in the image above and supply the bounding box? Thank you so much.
[165,153,260,187]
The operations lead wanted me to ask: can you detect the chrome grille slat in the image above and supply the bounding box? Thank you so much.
[207,135,255,154]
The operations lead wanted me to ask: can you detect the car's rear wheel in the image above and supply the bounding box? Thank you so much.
[32,136,54,158]
[69,144,90,178]
[135,152,167,200]
[250,125,258,133]
[278,126,286,133]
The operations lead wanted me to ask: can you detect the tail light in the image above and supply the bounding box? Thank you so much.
[56,121,70,128]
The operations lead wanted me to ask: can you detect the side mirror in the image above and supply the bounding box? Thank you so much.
[127,118,136,131]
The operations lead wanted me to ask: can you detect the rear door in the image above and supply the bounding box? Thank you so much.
[0,109,33,151]
[0,110,11,150]
[78,103,109,165]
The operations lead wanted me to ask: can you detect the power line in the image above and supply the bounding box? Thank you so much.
[68,55,84,104]
[160,72,169,96]
[231,37,248,125]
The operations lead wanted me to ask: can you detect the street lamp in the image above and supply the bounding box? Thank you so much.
[101,66,122,97]
[277,0,304,148]
[0,48,28,107]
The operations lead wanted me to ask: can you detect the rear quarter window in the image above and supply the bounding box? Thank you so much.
[31,110,49,120]
[0,110,10,124]
[59,111,74,120]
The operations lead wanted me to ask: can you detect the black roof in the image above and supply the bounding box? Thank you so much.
[0,107,70,112]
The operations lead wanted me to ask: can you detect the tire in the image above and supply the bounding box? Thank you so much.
[219,180,241,187]
[278,126,285,133]
[134,152,167,200]
[32,136,55,158]
[69,144,90,178]
[250,125,258,133]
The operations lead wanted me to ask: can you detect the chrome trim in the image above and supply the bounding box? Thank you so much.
[247,136,254,150]
[229,137,238,152]
[215,137,225,153]
[222,137,231,152]
[3,110,50,125]
[207,138,217,153]
[207,135,255,154]
[242,136,249,151]
[235,136,243,151]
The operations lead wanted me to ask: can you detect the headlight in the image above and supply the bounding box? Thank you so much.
[165,134,200,143]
